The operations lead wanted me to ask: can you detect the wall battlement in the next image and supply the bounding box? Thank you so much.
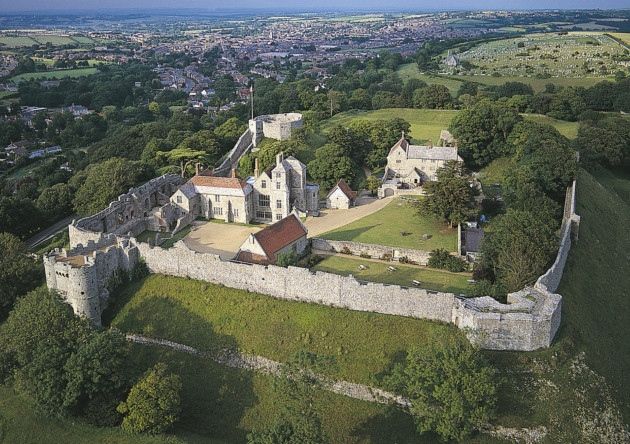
[44,176,578,352]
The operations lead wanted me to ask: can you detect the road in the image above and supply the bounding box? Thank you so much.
[26,215,75,249]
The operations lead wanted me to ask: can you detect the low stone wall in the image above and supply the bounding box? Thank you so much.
[312,238,432,265]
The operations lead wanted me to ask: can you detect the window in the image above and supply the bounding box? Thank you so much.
[276,172,281,179]
[275,213,282,221]
[276,182,281,190]
[396,159,401,164]
[256,210,272,220]
[234,209,239,218]
[261,180,266,189]
[214,207,223,216]
[214,194,221,203]
[276,200,282,209]
[258,194,270,207]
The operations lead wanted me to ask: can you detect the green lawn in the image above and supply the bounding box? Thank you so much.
[9,67,98,82]
[321,108,459,143]
[521,113,579,139]
[312,255,473,295]
[109,274,464,386]
[397,64,467,93]
[478,156,514,189]
[135,226,192,249]
[320,198,458,252]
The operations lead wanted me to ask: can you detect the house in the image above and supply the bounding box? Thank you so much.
[4,141,29,159]
[445,51,459,68]
[235,213,308,265]
[379,134,463,198]
[170,153,319,225]
[29,145,62,159]
[326,179,356,209]
[64,104,90,117]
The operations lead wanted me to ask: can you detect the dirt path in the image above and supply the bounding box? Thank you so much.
[126,333,409,407]
[304,196,393,238]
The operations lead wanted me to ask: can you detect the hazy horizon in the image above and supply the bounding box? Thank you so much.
[1,0,629,13]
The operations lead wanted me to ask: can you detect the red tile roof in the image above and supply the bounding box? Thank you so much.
[329,178,356,200]
[234,250,271,265]
[253,214,307,262]
[189,175,247,189]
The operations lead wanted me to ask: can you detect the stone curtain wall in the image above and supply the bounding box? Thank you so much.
[536,180,580,294]
[312,238,432,265]
[213,129,253,177]
[137,242,455,323]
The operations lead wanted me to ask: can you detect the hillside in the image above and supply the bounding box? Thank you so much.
[558,167,630,420]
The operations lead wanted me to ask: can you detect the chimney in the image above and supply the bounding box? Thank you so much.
[231,168,237,178]
[276,151,283,166]
[428,139,433,148]
[254,157,260,177]
[195,163,200,175]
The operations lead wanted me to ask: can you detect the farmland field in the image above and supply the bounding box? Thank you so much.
[0,36,38,48]
[455,32,627,78]
[0,34,94,47]
[9,67,98,82]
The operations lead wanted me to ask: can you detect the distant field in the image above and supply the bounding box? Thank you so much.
[9,67,98,82]
[456,32,626,78]
[0,34,93,48]
[397,63,608,92]
[321,108,579,141]
[608,32,630,47]
[313,255,473,294]
[33,57,108,67]
[321,108,459,143]
[320,197,458,252]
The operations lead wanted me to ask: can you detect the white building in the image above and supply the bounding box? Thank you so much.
[326,179,356,209]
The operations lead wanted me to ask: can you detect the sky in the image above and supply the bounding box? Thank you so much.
[0,0,628,13]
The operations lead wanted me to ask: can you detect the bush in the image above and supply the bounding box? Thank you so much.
[118,363,182,435]
[277,251,298,267]
[359,252,371,259]
[340,246,352,255]
[428,249,468,272]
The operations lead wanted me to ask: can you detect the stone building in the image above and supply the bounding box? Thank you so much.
[249,113,303,148]
[235,213,308,265]
[171,153,319,225]
[326,179,356,209]
[379,135,463,198]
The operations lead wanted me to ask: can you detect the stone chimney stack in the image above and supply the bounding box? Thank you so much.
[195,163,200,175]
[254,157,260,177]
[230,168,237,178]
[276,151,284,166]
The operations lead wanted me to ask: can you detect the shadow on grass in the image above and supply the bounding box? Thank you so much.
[110,291,258,442]
[321,224,381,241]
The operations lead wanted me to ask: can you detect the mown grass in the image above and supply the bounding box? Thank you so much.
[312,254,473,295]
[478,156,514,190]
[320,197,458,251]
[9,67,98,82]
[320,108,458,144]
[109,274,464,386]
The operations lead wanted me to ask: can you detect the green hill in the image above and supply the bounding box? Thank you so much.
[558,167,630,420]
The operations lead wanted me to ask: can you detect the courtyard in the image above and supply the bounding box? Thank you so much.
[183,220,261,259]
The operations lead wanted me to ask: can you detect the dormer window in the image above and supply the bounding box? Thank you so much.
[261,180,266,189]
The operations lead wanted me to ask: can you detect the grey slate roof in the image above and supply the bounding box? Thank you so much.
[406,145,460,161]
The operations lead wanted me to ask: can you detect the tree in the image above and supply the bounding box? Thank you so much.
[176,130,222,165]
[457,81,478,98]
[418,161,476,227]
[214,117,246,151]
[73,158,152,216]
[548,87,586,121]
[365,175,380,196]
[412,85,452,109]
[308,143,357,191]
[0,233,43,320]
[574,125,625,168]
[117,363,182,435]
[36,183,74,222]
[384,340,497,442]
[480,209,558,292]
[158,148,209,177]
[449,100,522,168]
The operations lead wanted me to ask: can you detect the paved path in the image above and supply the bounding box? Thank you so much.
[304,196,393,238]
[126,333,410,407]
[26,215,75,249]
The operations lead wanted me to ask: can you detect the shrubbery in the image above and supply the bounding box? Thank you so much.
[428,248,468,272]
